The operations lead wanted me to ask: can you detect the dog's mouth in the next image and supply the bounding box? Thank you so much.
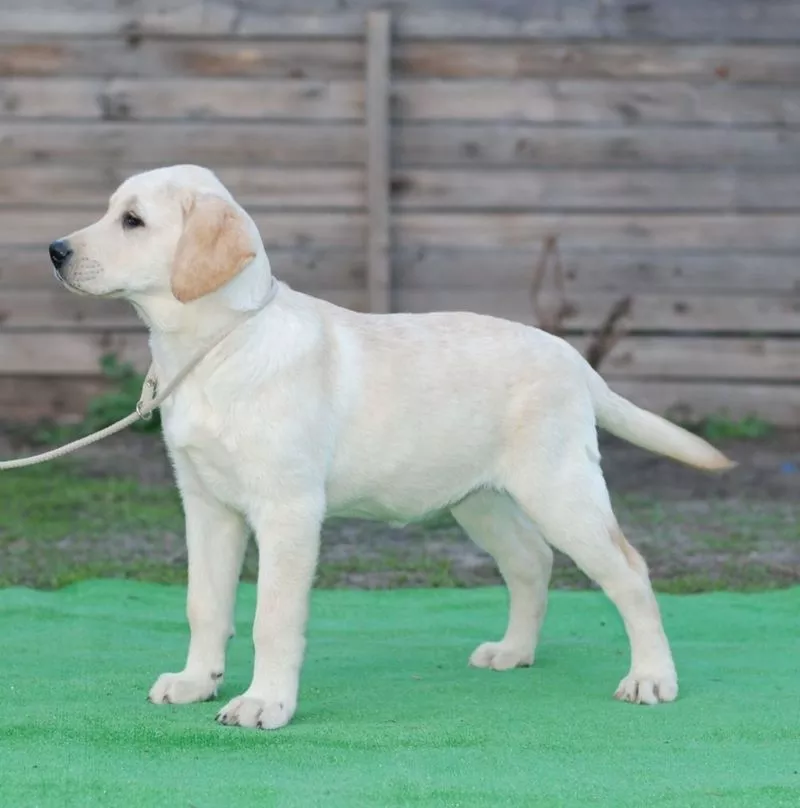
[54,268,123,299]
[54,268,87,296]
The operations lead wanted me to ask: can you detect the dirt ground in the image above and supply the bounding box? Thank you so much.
[1,425,797,592]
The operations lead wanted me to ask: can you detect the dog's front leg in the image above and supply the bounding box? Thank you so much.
[217,495,323,730]
[149,481,249,706]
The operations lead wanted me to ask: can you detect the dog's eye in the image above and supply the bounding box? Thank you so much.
[121,211,145,230]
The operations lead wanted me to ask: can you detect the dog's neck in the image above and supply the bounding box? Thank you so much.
[130,278,281,381]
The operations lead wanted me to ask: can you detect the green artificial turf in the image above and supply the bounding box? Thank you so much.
[2,582,798,807]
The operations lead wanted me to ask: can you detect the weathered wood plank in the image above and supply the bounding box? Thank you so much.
[394,125,800,170]
[0,166,365,209]
[607,381,800,427]
[396,214,800,251]
[394,42,800,83]
[0,211,367,248]
[0,291,138,329]
[3,78,799,125]
[392,289,800,334]
[568,336,800,381]
[394,249,800,295]
[0,78,364,121]
[0,331,150,375]
[421,249,800,295]
[0,376,111,422]
[392,3,800,42]
[365,11,391,314]
[594,0,800,44]
[392,81,800,126]
[0,247,366,290]
[0,37,364,79]
[6,38,800,83]
[5,122,800,171]
[391,169,800,212]
[0,122,365,167]
[2,1,799,41]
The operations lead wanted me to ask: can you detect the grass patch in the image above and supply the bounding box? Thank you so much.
[1,458,797,593]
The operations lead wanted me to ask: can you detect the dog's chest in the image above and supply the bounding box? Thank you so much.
[162,392,245,508]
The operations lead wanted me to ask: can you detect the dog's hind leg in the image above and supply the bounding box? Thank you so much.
[451,489,553,671]
[502,424,678,704]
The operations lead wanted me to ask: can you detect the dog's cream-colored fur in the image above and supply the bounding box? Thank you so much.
[53,165,734,730]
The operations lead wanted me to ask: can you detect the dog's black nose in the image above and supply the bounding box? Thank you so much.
[49,240,73,273]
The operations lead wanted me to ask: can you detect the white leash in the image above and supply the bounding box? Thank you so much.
[0,281,279,471]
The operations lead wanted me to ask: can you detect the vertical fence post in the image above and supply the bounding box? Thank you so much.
[365,10,391,313]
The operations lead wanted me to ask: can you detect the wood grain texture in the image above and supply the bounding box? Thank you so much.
[569,336,800,381]
[607,380,800,426]
[390,169,800,212]
[393,249,800,295]
[0,37,365,79]
[0,331,150,375]
[5,122,800,171]
[392,125,800,170]
[392,289,800,334]
[5,38,800,83]
[394,42,800,83]
[365,10,391,314]
[391,81,800,126]
[0,78,364,121]
[395,214,800,251]
[0,290,136,329]
[3,79,799,125]
[0,376,110,421]
[0,165,365,209]
[2,1,799,41]
[0,122,366,167]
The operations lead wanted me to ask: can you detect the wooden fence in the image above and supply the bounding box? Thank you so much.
[1,0,799,424]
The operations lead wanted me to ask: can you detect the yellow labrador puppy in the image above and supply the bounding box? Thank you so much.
[49,165,733,730]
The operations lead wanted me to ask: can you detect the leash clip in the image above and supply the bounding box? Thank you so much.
[135,400,153,421]
[136,376,158,420]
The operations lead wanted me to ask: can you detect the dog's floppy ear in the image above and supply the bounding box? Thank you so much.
[171,193,256,303]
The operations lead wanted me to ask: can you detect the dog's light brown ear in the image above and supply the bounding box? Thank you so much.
[171,193,256,303]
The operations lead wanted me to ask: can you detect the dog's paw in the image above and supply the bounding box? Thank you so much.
[469,641,534,671]
[614,670,678,705]
[148,671,220,705]
[216,692,295,730]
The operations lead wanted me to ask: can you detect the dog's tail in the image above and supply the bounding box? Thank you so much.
[586,367,736,472]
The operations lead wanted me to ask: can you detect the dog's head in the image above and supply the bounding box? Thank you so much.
[48,165,272,314]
